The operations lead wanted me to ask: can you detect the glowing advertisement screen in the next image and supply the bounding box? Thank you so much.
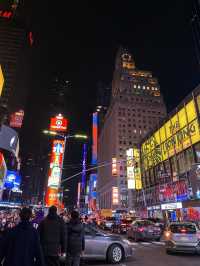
[92,112,98,165]
[141,99,200,170]
[4,170,21,191]
[112,187,119,205]
[50,114,68,132]
[47,140,65,188]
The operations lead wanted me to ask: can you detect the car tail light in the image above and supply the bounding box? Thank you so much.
[180,229,186,233]
[138,227,145,232]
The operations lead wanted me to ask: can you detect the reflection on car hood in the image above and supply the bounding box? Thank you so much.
[98,231,122,241]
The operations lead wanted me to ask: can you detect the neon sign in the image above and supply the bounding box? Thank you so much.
[92,113,98,165]
[112,158,118,176]
[0,10,13,19]
[50,114,68,132]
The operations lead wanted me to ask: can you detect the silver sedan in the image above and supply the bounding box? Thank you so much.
[83,224,133,263]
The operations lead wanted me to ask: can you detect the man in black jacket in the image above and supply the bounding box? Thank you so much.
[38,206,66,266]
[66,211,85,266]
[0,207,44,266]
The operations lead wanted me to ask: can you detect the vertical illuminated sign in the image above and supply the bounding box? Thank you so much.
[112,158,118,176]
[126,148,142,190]
[46,140,65,207]
[77,182,81,208]
[81,143,87,191]
[0,65,4,97]
[112,187,119,205]
[126,148,135,189]
[0,153,7,201]
[92,112,98,165]
[133,148,142,190]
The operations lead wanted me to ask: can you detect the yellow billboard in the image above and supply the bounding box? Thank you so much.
[141,99,200,170]
[0,65,4,96]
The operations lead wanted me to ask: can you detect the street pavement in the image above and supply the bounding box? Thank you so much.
[84,240,200,266]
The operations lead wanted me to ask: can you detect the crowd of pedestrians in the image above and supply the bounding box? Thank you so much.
[0,206,85,266]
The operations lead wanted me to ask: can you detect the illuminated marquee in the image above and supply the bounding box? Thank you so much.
[0,65,4,97]
[50,114,68,132]
[141,99,200,170]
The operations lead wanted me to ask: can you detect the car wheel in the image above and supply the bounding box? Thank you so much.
[166,249,173,255]
[107,244,123,264]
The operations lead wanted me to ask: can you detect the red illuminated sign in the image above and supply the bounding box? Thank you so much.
[10,110,24,128]
[50,114,68,132]
[0,10,13,18]
[45,187,59,207]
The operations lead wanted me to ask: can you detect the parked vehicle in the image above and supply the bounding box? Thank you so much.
[112,219,133,234]
[99,217,116,230]
[164,222,200,254]
[147,218,165,233]
[60,224,133,264]
[127,220,161,241]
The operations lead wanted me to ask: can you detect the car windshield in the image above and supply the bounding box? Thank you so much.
[137,221,154,226]
[170,224,197,234]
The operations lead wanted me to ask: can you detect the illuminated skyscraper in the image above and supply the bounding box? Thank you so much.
[97,47,167,210]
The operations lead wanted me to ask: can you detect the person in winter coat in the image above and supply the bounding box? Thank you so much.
[66,211,85,266]
[0,207,44,266]
[38,206,66,266]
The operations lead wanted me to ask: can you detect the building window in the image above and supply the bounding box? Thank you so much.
[185,147,195,170]
[177,152,186,174]
[195,143,200,163]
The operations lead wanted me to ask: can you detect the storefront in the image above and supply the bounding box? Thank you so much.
[161,202,183,222]
[147,205,162,219]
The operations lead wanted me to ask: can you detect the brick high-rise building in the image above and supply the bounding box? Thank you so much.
[97,47,167,210]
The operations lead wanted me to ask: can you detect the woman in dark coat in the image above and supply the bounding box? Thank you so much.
[0,207,44,266]
[66,211,85,266]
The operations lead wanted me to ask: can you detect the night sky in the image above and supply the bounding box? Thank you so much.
[21,0,200,204]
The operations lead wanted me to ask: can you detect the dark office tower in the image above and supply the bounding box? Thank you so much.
[48,77,71,116]
[0,0,31,122]
[96,82,111,132]
[191,0,200,67]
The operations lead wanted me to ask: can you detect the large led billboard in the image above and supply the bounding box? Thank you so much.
[126,148,142,190]
[92,113,98,165]
[4,170,21,191]
[50,114,68,132]
[47,140,65,188]
[141,99,200,170]
[0,65,4,97]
